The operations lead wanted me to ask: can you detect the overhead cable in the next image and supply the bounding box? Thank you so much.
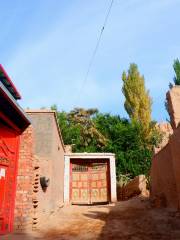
[76,0,114,104]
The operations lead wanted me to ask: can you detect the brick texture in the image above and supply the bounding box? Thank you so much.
[14,126,34,233]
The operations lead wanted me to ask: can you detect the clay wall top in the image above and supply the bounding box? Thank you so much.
[166,86,180,129]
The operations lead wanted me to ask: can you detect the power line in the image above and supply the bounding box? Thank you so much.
[76,0,114,105]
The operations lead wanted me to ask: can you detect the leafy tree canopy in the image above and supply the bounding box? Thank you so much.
[68,108,107,151]
[52,106,161,179]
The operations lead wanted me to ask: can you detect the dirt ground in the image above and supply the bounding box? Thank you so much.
[2,196,180,240]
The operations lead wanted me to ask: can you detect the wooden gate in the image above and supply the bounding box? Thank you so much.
[0,122,19,234]
[70,160,109,204]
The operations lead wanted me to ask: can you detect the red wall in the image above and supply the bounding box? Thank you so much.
[0,122,20,234]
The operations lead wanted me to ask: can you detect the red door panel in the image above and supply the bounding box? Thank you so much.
[0,166,6,206]
[0,166,7,232]
[0,122,20,235]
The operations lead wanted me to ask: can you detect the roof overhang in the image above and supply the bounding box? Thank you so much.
[0,81,31,132]
[0,64,21,100]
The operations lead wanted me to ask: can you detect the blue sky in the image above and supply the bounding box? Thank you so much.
[1,0,180,122]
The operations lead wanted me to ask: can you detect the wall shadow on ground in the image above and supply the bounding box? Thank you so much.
[83,198,180,240]
[1,233,42,240]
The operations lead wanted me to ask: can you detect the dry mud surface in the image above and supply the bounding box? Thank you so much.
[2,197,180,240]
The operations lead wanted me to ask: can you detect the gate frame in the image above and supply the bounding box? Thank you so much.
[64,153,117,204]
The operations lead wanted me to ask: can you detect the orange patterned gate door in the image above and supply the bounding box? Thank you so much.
[70,160,109,204]
[90,162,108,203]
[71,162,89,204]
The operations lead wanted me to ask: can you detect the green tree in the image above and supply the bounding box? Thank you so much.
[94,113,158,178]
[51,105,82,147]
[165,58,180,119]
[173,58,180,85]
[57,111,81,146]
[122,63,152,139]
[51,104,58,111]
[53,106,161,179]
[68,108,107,151]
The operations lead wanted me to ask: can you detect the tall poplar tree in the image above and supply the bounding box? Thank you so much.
[122,63,152,139]
[173,58,180,85]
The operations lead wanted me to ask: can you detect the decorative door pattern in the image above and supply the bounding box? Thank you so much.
[90,163,108,203]
[0,122,19,235]
[70,160,109,204]
[71,163,89,203]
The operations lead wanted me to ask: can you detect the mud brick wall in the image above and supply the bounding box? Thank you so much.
[151,87,180,209]
[151,125,180,209]
[32,155,40,231]
[27,111,65,221]
[14,126,34,232]
[151,142,179,208]
[154,122,173,154]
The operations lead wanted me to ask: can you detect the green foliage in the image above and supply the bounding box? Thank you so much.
[51,104,58,111]
[56,110,82,148]
[94,113,160,178]
[165,58,180,118]
[53,107,107,152]
[122,63,152,140]
[117,174,131,187]
[68,108,107,152]
[52,106,161,179]
[173,58,180,85]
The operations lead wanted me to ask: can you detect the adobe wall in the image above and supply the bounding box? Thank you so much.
[150,142,178,208]
[14,126,34,233]
[169,127,180,207]
[51,115,64,208]
[154,122,173,154]
[26,112,65,220]
[151,86,180,209]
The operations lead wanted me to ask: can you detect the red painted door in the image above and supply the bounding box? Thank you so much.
[0,122,19,235]
[70,160,109,204]
[0,166,7,233]
[0,166,6,206]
